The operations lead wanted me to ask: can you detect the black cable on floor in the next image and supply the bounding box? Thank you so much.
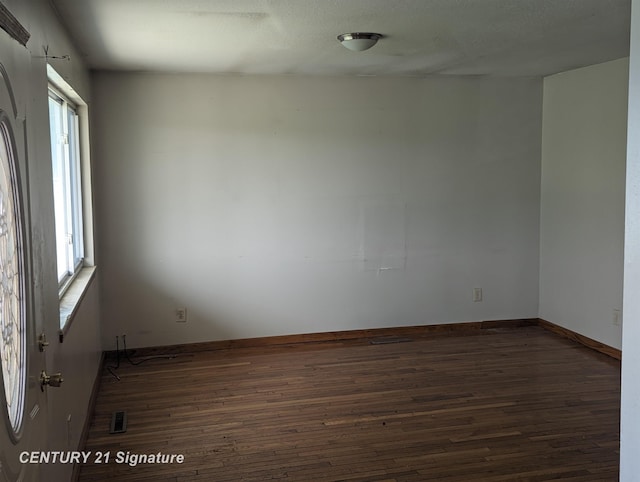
[106,335,185,380]
[106,336,121,381]
[122,334,178,366]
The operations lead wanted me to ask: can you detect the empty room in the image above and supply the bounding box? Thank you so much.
[1,0,640,481]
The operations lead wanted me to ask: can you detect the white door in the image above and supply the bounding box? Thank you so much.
[0,61,49,482]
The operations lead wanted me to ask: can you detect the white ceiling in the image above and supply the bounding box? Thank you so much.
[49,0,631,77]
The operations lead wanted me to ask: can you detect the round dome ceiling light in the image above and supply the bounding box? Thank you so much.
[337,32,382,52]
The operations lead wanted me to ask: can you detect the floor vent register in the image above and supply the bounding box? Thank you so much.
[109,410,127,434]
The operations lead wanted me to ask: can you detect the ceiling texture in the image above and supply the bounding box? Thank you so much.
[49,0,631,77]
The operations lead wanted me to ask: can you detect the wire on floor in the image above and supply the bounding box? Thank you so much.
[106,335,181,380]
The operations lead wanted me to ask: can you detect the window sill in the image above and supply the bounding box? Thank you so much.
[59,266,97,342]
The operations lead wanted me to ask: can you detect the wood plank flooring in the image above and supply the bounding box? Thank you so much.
[78,326,620,481]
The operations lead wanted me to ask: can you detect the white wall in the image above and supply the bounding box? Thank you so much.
[539,58,628,350]
[94,73,542,349]
[0,2,102,481]
[621,0,640,477]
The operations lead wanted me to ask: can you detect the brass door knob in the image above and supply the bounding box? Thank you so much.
[40,371,63,391]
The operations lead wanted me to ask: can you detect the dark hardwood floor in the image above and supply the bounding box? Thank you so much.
[78,326,620,481]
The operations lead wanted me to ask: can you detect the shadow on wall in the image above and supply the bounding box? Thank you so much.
[100,266,240,350]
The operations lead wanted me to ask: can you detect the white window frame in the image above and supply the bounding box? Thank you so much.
[49,85,84,294]
[47,65,96,334]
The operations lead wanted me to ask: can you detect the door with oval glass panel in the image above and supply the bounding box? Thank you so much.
[0,63,50,482]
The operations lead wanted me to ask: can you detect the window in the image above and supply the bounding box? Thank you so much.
[48,87,84,292]
[47,65,96,334]
[0,114,26,435]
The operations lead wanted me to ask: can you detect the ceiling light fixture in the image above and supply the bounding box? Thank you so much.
[337,32,382,52]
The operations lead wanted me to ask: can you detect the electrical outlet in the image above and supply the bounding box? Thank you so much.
[473,288,483,302]
[613,309,621,326]
[175,308,187,323]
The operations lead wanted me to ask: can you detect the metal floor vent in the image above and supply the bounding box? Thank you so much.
[369,336,413,345]
[110,410,127,434]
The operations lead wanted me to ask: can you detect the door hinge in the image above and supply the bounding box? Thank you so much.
[38,333,49,352]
